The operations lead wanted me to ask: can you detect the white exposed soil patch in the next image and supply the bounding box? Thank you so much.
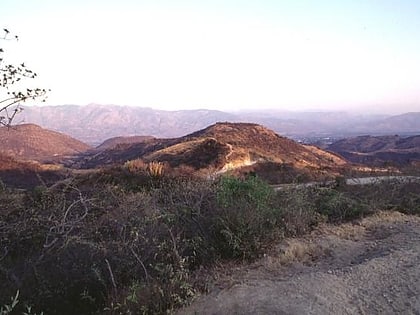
[216,143,257,174]
[179,211,420,314]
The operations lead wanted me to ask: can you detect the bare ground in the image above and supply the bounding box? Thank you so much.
[179,211,420,315]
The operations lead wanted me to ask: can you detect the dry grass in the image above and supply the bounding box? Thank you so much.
[124,158,146,173]
[147,161,165,178]
[256,239,330,273]
[147,138,211,157]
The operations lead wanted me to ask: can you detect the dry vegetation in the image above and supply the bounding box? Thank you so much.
[0,124,91,163]
[0,166,419,314]
[327,135,420,167]
[75,123,351,185]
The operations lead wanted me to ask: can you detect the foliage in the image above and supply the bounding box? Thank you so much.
[146,161,165,178]
[0,172,419,314]
[214,176,282,258]
[124,160,174,179]
[0,28,48,127]
[123,158,146,173]
[0,291,43,315]
[0,290,19,315]
[314,188,369,222]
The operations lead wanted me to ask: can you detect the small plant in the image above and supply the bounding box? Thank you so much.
[0,291,43,315]
[0,291,19,315]
[147,161,165,178]
[124,158,146,173]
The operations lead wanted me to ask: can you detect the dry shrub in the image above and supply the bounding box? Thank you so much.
[276,239,328,265]
[1,172,419,314]
[274,187,324,236]
[146,161,165,178]
[123,158,146,173]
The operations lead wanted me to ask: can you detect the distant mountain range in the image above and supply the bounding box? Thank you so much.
[19,104,420,144]
[0,120,418,188]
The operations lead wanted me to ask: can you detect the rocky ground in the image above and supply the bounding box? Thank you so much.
[179,211,420,314]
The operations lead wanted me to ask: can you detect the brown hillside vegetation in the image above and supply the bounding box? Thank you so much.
[76,123,348,181]
[95,135,155,150]
[0,153,66,188]
[328,135,420,166]
[0,124,91,162]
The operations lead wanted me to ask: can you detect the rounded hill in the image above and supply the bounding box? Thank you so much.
[0,123,91,162]
[76,122,348,182]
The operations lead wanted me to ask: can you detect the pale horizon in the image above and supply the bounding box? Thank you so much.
[23,102,418,117]
[1,0,420,114]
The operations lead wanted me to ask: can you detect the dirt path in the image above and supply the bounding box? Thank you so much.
[179,212,420,314]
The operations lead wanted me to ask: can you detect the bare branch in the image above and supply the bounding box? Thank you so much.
[105,258,118,295]
[130,246,151,284]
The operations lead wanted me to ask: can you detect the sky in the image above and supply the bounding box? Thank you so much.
[1,0,420,113]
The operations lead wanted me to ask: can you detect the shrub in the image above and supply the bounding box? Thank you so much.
[147,161,165,178]
[314,188,369,222]
[1,172,418,314]
[212,176,283,259]
[123,158,146,173]
[274,187,323,236]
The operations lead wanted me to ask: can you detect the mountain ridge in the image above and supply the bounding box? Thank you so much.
[327,135,420,166]
[19,104,420,144]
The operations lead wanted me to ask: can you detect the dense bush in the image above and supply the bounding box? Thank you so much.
[314,188,369,222]
[213,176,281,258]
[0,173,419,314]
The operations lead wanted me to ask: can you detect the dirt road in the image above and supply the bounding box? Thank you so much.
[180,212,420,314]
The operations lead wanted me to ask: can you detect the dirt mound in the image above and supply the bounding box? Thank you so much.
[180,211,420,314]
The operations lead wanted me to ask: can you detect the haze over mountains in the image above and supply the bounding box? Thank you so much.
[0,117,418,189]
[1,104,418,179]
[19,104,420,144]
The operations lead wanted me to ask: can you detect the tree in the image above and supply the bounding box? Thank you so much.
[0,28,48,127]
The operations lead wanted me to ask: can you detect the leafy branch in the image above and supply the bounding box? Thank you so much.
[0,28,48,127]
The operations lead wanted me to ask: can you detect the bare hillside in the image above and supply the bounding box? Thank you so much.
[95,135,155,150]
[328,135,420,166]
[75,122,348,181]
[0,124,91,162]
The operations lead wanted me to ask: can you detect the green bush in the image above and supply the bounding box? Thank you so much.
[213,176,282,259]
[314,188,369,222]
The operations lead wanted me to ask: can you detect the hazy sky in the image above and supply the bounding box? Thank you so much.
[1,0,420,113]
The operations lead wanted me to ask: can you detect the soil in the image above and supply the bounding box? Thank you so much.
[179,211,420,314]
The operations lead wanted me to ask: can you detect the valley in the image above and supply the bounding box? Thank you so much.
[19,105,420,144]
[2,1,420,312]
[0,109,419,314]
